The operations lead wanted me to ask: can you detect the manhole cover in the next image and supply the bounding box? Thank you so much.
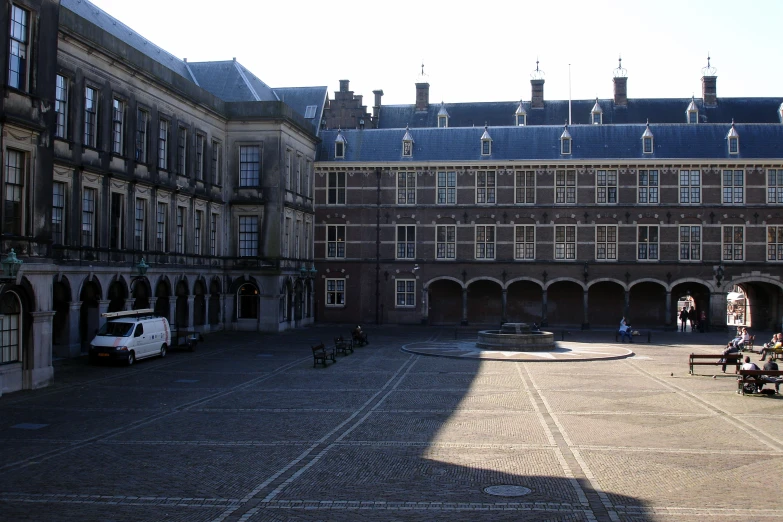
[483,485,531,497]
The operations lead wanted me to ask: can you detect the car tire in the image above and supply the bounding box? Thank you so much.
[127,351,135,366]
[160,344,167,358]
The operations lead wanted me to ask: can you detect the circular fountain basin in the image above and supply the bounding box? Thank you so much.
[476,323,555,351]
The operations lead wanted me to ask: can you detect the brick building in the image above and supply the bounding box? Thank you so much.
[313,61,783,332]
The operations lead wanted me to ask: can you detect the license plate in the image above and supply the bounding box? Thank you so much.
[97,353,109,357]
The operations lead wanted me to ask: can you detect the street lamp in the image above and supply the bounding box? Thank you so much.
[300,264,308,278]
[1,249,23,281]
[309,264,317,277]
[134,258,149,277]
[714,264,725,287]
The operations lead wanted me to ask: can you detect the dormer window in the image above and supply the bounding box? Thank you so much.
[560,125,572,155]
[591,99,603,125]
[402,126,414,157]
[437,103,449,128]
[335,129,346,159]
[480,126,492,156]
[515,102,527,126]
[727,121,739,155]
[687,97,698,124]
[779,102,783,123]
[642,122,654,154]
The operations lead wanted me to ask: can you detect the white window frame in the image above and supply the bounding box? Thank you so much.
[112,98,124,155]
[84,86,98,148]
[295,219,301,258]
[592,111,602,125]
[476,171,496,204]
[643,136,653,154]
[596,169,618,205]
[595,225,617,261]
[438,115,448,128]
[436,225,456,260]
[638,169,659,204]
[768,169,783,204]
[296,154,302,194]
[722,225,744,262]
[52,181,66,245]
[195,134,205,180]
[134,198,146,250]
[158,119,169,170]
[481,139,491,156]
[175,206,185,254]
[555,225,576,260]
[395,279,416,308]
[402,139,413,157]
[239,145,260,187]
[728,136,739,155]
[475,225,495,260]
[325,278,345,307]
[155,202,167,252]
[327,224,346,259]
[396,225,416,259]
[767,226,783,262]
[514,225,535,260]
[4,148,25,236]
[722,169,744,205]
[397,171,416,205]
[679,169,701,204]
[687,109,698,124]
[8,5,30,91]
[177,126,187,175]
[515,170,535,204]
[135,108,149,163]
[561,136,571,155]
[238,215,258,257]
[437,171,456,205]
[516,114,526,126]
[285,149,292,190]
[210,212,218,256]
[555,169,576,204]
[110,192,124,250]
[637,225,659,261]
[327,172,346,205]
[81,187,96,248]
[679,225,701,261]
[283,216,291,258]
[194,210,202,255]
[212,140,222,186]
[55,75,68,139]
[335,141,345,159]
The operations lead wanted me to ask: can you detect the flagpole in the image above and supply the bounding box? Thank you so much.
[568,64,572,125]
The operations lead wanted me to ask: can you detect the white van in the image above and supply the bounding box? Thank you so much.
[89,309,171,366]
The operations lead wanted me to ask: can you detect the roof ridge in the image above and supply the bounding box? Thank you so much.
[232,61,261,101]
[235,62,279,102]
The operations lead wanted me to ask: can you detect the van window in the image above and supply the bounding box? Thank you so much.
[96,322,134,337]
[134,324,144,337]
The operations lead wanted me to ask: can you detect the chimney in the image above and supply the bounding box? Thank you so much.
[531,79,544,109]
[415,82,429,111]
[339,79,350,92]
[701,56,717,107]
[613,77,627,107]
[372,89,384,127]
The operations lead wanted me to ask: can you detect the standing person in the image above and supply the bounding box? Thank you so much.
[679,307,688,332]
[689,308,698,332]
[699,310,707,332]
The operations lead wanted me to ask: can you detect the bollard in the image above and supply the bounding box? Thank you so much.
[647,331,652,343]
[561,331,565,341]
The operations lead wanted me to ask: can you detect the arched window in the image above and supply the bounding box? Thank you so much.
[238,283,258,319]
[0,291,22,364]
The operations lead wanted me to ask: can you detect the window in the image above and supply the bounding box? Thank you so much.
[638,170,659,204]
[591,100,603,125]
[327,225,345,258]
[304,221,311,259]
[436,225,456,259]
[4,149,24,235]
[555,169,576,204]
[643,136,653,154]
[283,217,291,257]
[156,202,167,251]
[476,171,496,204]
[212,141,221,185]
[55,75,68,138]
[481,139,491,156]
[0,292,22,364]
[515,171,535,204]
[210,213,217,256]
[679,170,701,204]
[596,169,618,204]
[679,225,701,261]
[304,105,317,119]
[295,219,301,258]
[596,225,617,260]
[135,109,148,163]
[437,171,456,204]
[396,279,416,308]
[555,225,576,260]
[238,216,258,257]
[175,207,185,254]
[52,182,65,245]
[285,149,292,190]
[158,119,169,170]
[82,187,96,247]
[475,225,495,259]
[722,169,744,204]
[396,225,415,259]
[325,278,345,306]
[305,160,312,198]
[768,226,783,261]
[84,87,98,148]
[728,131,739,154]
[177,126,187,175]
[515,104,527,126]
[687,98,698,124]
[438,115,448,128]
[327,172,346,204]
[112,99,124,155]
[335,134,345,158]
[768,169,783,204]
[8,5,29,90]
[134,199,146,250]
[637,225,659,260]
[296,155,302,194]
[397,171,416,204]
[194,211,202,255]
[561,127,572,155]
[239,145,260,186]
[722,225,744,261]
[110,193,123,249]
[402,139,413,157]
[514,225,535,260]
[194,134,204,180]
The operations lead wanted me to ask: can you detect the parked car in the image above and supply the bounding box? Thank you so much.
[89,309,171,366]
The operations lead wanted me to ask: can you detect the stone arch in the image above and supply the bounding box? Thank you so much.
[52,275,72,348]
[588,280,626,327]
[193,278,207,327]
[209,277,221,325]
[544,277,586,291]
[506,279,543,324]
[130,276,151,310]
[465,276,504,288]
[79,278,102,350]
[506,276,544,290]
[546,279,584,327]
[587,277,627,291]
[237,281,260,320]
[423,276,464,290]
[0,288,26,366]
[730,278,783,331]
[466,278,503,325]
[107,276,129,313]
[427,278,463,325]
[630,280,668,327]
[175,278,189,328]
[154,276,172,319]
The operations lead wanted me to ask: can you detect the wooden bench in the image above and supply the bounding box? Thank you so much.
[312,342,336,367]
[738,335,756,353]
[688,353,741,375]
[352,330,369,347]
[334,336,353,355]
[737,369,783,395]
[171,329,203,352]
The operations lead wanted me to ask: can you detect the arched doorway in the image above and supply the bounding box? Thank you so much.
[0,291,22,365]
[175,279,189,328]
[107,279,128,312]
[588,281,625,327]
[732,281,783,331]
[466,279,502,325]
[294,281,303,321]
[209,278,221,326]
[506,280,543,324]
[154,278,171,319]
[630,281,667,327]
[52,278,71,348]
[546,280,584,327]
[427,279,462,325]
[193,279,206,327]
[131,277,150,309]
[670,281,710,331]
[238,282,259,319]
[79,279,101,350]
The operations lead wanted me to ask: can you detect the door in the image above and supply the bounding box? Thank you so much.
[131,323,150,358]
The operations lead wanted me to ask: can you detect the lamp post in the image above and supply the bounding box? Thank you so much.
[134,258,149,278]
[1,249,23,282]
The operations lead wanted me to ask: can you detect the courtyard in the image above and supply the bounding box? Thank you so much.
[0,326,781,521]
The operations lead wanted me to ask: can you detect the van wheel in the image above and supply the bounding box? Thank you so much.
[127,351,135,366]
[160,344,167,358]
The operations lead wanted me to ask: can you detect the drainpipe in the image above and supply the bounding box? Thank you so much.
[375,167,381,324]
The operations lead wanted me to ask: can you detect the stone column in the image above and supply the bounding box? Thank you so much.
[501,289,508,324]
[624,290,630,320]
[203,297,210,333]
[541,289,548,327]
[25,311,56,390]
[665,290,672,329]
[222,293,233,329]
[124,298,135,311]
[66,301,82,358]
[420,287,428,324]
[582,289,589,330]
[148,297,158,313]
[187,295,195,328]
[98,300,111,330]
[710,292,728,331]
[461,288,468,325]
[168,296,177,327]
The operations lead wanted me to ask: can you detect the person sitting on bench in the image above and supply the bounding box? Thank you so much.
[759,333,782,362]
[618,317,632,343]
[728,327,750,350]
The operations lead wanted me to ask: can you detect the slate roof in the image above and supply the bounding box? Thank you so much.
[188,61,278,102]
[317,124,783,162]
[378,98,783,129]
[273,87,329,135]
[61,0,191,80]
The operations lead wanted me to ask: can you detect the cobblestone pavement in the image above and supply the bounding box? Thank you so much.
[1,327,781,522]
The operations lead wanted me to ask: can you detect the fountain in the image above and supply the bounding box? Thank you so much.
[476,322,555,351]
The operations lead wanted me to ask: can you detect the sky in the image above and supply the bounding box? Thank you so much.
[88,0,783,106]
